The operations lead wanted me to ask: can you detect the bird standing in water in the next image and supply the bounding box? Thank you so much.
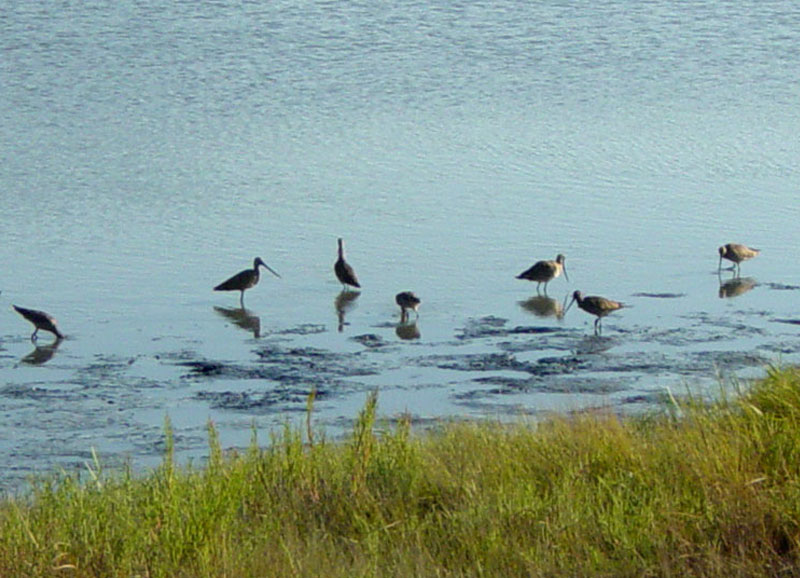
[396,291,421,321]
[566,290,624,334]
[718,243,759,276]
[214,257,280,306]
[13,305,64,341]
[516,254,568,294]
[334,238,360,290]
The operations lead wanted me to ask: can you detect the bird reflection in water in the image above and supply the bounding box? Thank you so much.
[213,306,262,338]
[334,290,360,332]
[396,320,421,340]
[718,276,756,299]
[21,340,62,365]
[518,294,567,320]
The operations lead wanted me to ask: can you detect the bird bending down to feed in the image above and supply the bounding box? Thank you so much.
[566,290,624,334]
[516,254,568,294]
[718,243,759,276]
[395,291,421,320]
[214,257,280,305]
[334,238,360,290]
[13,305,64,341]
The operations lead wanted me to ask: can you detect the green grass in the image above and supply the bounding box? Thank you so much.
[3,368,800,576]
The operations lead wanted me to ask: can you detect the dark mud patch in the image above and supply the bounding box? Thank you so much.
[350,333,392,349]
[419,352,587,377]
[632,292,687,299]
[467,374,628,395]
[441,344,768,405]
[456,316,566,340]
[196,386,326,413]
[772,318,800,326]
[178,360,227,376]
[574,350,768,377]
[420,352,530,373]
[178,342,381,401]
[268,324,328,336]
[621,391,675,405]
[765,283,800,291]
[674,313,769,340]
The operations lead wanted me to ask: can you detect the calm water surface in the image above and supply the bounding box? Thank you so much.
[1,0,800,490]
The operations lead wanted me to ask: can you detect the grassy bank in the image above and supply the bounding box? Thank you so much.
[2,368,800,577]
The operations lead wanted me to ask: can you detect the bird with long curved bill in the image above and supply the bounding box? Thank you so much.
[214,257,280,306]
[565,290,624,334]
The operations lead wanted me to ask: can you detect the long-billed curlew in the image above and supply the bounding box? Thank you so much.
[214,257,280,305]
[13,305,64,341]
[334,238,360,290]
[718,243,759,276]
[516,254,568,294]
[566,290,624,334]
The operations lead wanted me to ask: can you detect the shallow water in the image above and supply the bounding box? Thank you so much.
[1,0,800,491]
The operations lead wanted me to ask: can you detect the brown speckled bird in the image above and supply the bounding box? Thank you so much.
[516,254,568,294]
[718,243,759,276]
[567,290,624,334]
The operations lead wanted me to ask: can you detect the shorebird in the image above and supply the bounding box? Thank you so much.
[566,290,624,334]
[13,305,64,341]
[214,257,280,305]
[718,243,759,276]
[334,238,360,290]
[395,291,421,320]
[516,254,568,294]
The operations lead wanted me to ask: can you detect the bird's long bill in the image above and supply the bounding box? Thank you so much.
[562,266,570,282]
[718,255,723,272]
[263,262,281,278]
[564,295,576,313]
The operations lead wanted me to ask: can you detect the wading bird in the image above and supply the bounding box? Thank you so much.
[566,290,624,334]
[13,305,64,341]
[516,254,568,294]
[718,243,760,276]
[334,238,360,290]
[214,257,280,305]
[395,291,421,321]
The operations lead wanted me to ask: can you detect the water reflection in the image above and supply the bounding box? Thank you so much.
[21,340,62,365]
[396,321,421,340]
[334,290,360,332]
[518,294,566,319]
[213,306,261,338]
[719,276,757,299]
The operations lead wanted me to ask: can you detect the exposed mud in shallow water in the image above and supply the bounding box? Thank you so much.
[1,307,799,493]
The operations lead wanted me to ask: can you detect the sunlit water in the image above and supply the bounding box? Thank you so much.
[1,0,800,491]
